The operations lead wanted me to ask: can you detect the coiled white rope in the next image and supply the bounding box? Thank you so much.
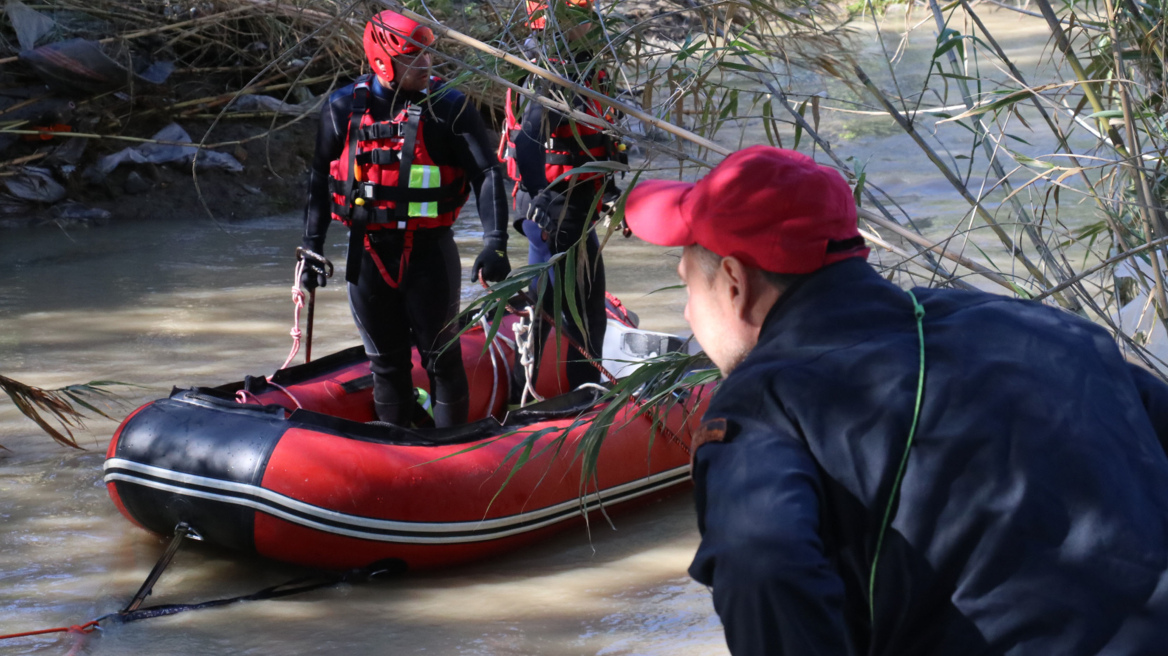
[512,314,544,406]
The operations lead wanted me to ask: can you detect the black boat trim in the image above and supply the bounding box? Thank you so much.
[104,459,690,544]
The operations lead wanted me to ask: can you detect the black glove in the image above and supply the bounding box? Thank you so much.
[298,241,331,291]
[472,231,511,283]
[525,187,570,234]
[528,187,596,251]
[601,179,623,206]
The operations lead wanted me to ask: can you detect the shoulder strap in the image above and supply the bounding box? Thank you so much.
[344,77,373,285]
[394,104,424,219]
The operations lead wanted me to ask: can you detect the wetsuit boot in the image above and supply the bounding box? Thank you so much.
[431,395,468,428]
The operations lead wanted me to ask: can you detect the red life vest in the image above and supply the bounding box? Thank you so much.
[330,76,469,287]
[497,68,619,191]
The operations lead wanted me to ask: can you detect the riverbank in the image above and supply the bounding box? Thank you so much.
[0,118,318,229]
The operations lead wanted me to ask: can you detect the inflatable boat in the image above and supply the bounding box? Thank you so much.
[103,304,710,571]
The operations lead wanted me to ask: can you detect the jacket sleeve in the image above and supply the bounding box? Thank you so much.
[1128,363,1168,455]
[689,414,849,656]
[302,91,347,253]
[444,91,509,238]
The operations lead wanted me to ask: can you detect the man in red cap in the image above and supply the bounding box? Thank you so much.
[625,145,1168,654]
[299,10,511,427]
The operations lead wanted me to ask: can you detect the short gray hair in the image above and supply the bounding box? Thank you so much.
[686,244,803,290]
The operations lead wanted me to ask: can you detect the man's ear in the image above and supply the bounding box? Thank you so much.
[720,256,752,321]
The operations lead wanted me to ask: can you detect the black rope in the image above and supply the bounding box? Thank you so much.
[113,572,364,623]
[96,522,402,628]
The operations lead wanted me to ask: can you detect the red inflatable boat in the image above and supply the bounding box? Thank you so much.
[103,307,710,571]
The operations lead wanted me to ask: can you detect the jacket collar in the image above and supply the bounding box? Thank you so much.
[756,257,895,348]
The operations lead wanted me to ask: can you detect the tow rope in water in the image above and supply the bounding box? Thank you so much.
[0,522,389,647]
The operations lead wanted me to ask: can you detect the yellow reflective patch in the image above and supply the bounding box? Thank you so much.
[407,165,440,218]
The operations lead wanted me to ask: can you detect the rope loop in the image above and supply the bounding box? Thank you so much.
[279,258,308,371]
[512,314,545,405]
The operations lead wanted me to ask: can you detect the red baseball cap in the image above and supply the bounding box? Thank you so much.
[625,146,869,274]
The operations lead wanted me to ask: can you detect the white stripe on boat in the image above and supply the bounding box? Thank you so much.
[103,458,690,544]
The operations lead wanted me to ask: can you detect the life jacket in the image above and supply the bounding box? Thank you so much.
[330,75,469,287]
[497,68,620,192]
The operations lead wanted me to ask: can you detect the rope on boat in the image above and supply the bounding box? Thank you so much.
[234,255,321,410]
[279,257,308,371]
[480,315,504,415]
[265,379,303,409]
[512,312,545,406]
[0,522,392,646]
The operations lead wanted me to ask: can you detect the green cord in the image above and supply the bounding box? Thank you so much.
[868,289,927,624]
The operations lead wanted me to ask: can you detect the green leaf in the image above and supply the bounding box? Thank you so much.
[793,98,808,150]
[1088,109,1126,119]
[675,36,707,61]
[934,28,965,60]
[1010,150,1055,170]
[717,61,767,73]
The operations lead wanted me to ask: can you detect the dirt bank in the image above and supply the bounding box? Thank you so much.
[78,119,316,225]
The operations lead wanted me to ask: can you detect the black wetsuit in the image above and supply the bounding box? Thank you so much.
[512,49,611,391]
[302,77,507,426]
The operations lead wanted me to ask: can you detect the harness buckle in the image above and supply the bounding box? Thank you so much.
[362,182,375,200]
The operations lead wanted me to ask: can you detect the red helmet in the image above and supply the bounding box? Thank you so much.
[524,0,593,30]
[363,10,435,83]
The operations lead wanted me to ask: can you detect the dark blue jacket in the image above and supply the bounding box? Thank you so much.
[689,257,1168,655]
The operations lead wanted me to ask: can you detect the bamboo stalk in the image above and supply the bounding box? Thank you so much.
[1030,0,1128,153]
[408,28,706,166]
[926,0,1083,312]
[172,74,334,115]
[860,228,980,291]
[853,62,1062,299]
[0,152,49,175]
[857,208,1018,293]
[978,0,1106,30]
[0,96,50,118]
[1103,0,1168,321]
[382,2,730,155]
[0,4,258,67]
[959,0,1114,223]
[1032,235,1168,302]
[384,0,1053,296]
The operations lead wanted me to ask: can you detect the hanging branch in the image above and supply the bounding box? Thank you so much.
[0,375,131,450]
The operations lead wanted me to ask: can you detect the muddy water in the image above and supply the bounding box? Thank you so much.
[1,7,1077,654]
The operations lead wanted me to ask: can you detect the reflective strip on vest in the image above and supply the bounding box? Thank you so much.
[408,165,441,218]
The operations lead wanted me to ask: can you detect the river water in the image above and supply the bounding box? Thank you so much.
[1,7,1084,654]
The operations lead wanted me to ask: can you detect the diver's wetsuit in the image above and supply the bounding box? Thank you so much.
[302,77,508,426]
[512,49,612,391]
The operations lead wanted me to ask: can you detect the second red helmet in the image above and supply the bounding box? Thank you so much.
[363,10,435,83]
[524,0,594,30]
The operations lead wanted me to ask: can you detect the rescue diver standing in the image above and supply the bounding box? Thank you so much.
[300,10,511,427]
[502,0,621,393]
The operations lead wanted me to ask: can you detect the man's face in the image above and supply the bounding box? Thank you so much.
[680,246,751,375]
[380,50,431,91]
